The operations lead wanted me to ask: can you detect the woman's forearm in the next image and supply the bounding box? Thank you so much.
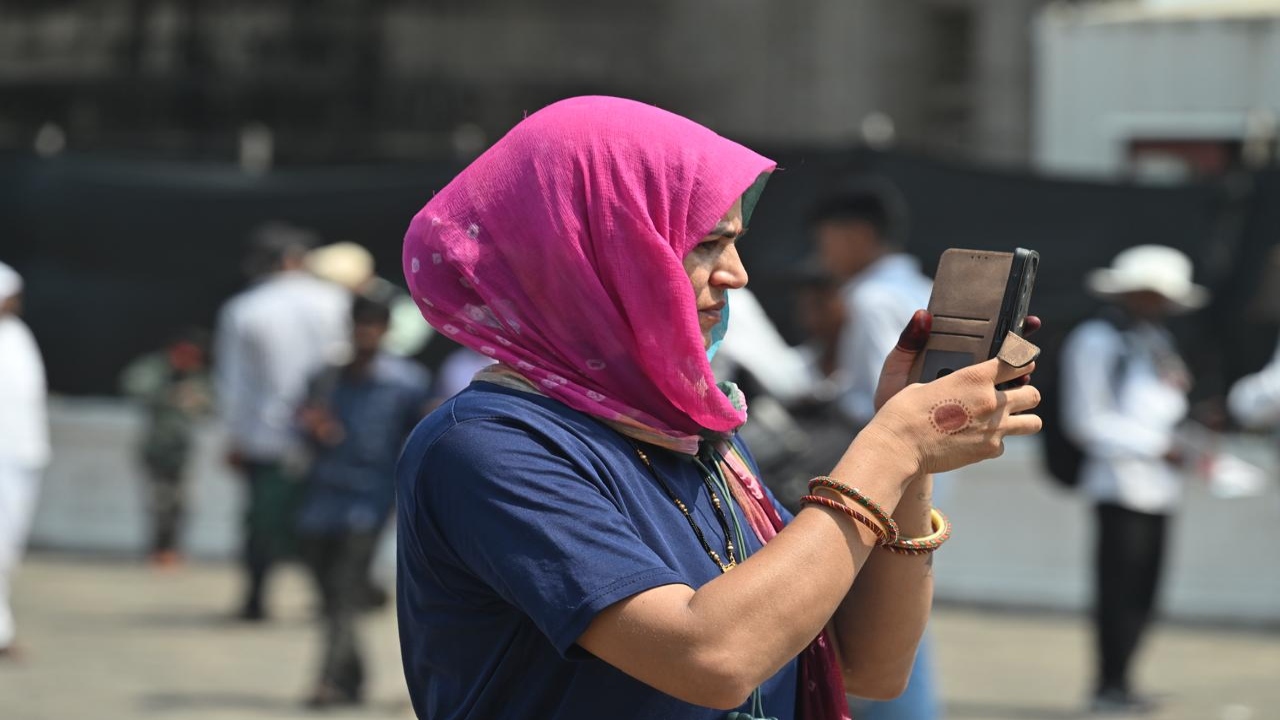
[685,433,921,689]
[579,433,918,709]
[832,473,935,700]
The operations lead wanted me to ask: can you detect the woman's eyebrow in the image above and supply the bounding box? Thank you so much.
[705,223,748,240]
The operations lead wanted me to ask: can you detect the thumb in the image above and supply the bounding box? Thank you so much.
[873,310,933,411]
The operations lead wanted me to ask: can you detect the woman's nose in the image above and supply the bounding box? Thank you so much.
[711,246,748,289]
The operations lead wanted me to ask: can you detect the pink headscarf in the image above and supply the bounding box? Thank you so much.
[402,96,773,444]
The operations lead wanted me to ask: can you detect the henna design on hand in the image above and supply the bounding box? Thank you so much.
[929,400,972,435]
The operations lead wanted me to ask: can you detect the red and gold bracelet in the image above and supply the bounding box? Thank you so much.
[883,508,952,556]
[800,494,893,545]
[808,476,900,545]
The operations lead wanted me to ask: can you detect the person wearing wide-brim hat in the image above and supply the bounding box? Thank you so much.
[1060,244,1206,714]
[1084,244,1209,314]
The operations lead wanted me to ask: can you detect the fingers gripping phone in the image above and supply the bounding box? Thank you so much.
[908,248,1039,384]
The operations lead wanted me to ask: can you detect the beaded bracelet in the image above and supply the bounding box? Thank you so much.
[808,477,900,545]
[883,508,952,556]
[800,494,894,545]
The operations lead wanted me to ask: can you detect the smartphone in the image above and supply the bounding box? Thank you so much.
[908,247,1039,384]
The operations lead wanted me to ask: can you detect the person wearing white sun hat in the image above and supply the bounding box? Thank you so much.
[1060,244,1207,715]
[1083,244,1209,314]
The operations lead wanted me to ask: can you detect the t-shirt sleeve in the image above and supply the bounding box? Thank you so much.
[407,417,686,656]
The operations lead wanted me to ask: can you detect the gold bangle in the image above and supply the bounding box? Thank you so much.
[883,508,951,556]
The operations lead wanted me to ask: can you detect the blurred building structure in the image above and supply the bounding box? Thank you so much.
[0,0,1047,166]
[1035,0,1280,179]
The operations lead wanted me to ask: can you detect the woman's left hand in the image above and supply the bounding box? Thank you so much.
[873,311,1041,411]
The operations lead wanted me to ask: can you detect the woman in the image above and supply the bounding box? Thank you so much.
[396,96,1041,720]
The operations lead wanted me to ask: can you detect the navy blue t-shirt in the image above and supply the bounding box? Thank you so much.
[396,382,798,720]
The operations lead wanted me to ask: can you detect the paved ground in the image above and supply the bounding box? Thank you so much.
[1,554,1277,720]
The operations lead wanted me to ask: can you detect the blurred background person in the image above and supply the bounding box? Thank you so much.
[812,185,941,720]
[1059,245,1206,715]
[791,264,847,391]
[294,292,430,709]
[1229,343,1280,429]
[0,261,48,660]
[1228,248,1280,431]
[304,240,434,360]
[214,223,351,621]
[119,328,214,568]
[813,184,933,430]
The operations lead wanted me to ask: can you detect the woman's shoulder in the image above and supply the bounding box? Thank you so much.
[403,382,625,472]
[396,382,641,522]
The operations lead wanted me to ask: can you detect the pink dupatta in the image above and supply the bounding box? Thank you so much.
[403,96,847,720]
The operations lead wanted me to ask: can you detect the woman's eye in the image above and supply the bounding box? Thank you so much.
[696,240,720,253]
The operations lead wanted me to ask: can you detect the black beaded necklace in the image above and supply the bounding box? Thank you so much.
[632,443,738,573]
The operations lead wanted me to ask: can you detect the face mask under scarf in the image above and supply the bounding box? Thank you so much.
[706,292,731,362]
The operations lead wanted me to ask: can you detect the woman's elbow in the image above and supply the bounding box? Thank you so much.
[680,649,760,710]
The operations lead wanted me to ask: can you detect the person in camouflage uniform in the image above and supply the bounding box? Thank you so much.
[120,329,212,566]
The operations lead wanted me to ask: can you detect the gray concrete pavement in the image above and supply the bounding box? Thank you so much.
[1,554,1277,720]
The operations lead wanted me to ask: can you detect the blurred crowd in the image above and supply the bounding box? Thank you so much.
[1,178,1278,717]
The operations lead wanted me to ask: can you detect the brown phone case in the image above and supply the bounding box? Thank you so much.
[908,249,1038,383]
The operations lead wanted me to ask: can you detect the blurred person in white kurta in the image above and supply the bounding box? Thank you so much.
[1060,245,1206,715]
[0,261,48,658]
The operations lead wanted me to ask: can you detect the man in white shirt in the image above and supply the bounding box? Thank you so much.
[812,186,939,720]
[1060,245,1206,714]
[215,224,351,620]
[0,261,48,658]
[812,187,934,428]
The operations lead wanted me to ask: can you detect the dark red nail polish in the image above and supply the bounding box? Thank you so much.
[896,309,933,352]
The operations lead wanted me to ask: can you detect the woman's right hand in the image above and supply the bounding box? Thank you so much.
[863,357,1043,476]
